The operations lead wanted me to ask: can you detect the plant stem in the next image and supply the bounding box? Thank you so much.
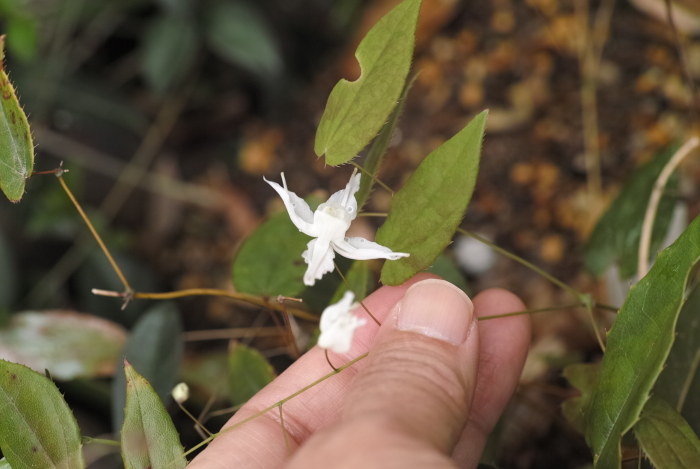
[638,137,699,278]
[81,436,120,447]
[177,401,213,437]
[334,262,380,325]
[584,299,606,352]
[478,303,581,321]
[58,175,132,293]
[279,405,292,456]
[92,288,319,321]
[350,161,395,195]
[182,352,369,458]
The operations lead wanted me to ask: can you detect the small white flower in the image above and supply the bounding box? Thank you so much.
[264,171,409,286]
[171,382,189,404]
[317,291,366,354]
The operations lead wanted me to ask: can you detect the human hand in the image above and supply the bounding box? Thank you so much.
[189,274,531,469]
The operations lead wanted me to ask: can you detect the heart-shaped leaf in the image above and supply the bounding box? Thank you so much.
[121,360,186,469]
[0,359,85,469]
[0,35,34,202]
[315,0,421,166]
[585,214,700,468]
[376,111,487,285]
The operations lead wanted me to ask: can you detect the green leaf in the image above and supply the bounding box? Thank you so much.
[205,1,282,76]
[376,111,488,286]
[355,74,416,211]
[634,396,700,469]
[121,360,186,469]
[180,352,228,398]
[426,253,470,294]
[0,359,85,469]
[0,35,34,202]
[0,311,127,380]
[111,303,183,433]
[142,14,198,93]
[314,0,421,166]
[585,214,700,469]
[584,146,678,279]
[330,260,372,304]
[654,285,700,435]
[561,362,600,434]
[232,203,316,298]
[228,343,275,406]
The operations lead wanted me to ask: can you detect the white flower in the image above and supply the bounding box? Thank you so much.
[317,291,366,354]
[264,171,409,286]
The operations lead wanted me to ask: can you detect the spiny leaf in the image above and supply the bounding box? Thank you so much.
[634,396,700,469]
[111,303,183,433]
[0,359,85,469]
[585,214,700,469]
[584,146,678,279]
[330,260,372,304]
[376,111,487,286]
[0,35,34,202]
[355,74,416,211]
[561,362,600,434]
[121,360,186,469]
[0,311,126,380]
[229,343,275,406]
[315,0,421,166]
[653,285,700,435]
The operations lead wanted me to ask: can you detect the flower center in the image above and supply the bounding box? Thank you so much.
[315,202,352,239]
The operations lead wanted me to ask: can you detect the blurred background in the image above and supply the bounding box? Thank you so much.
[0,0,699,467]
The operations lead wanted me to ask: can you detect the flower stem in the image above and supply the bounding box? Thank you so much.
[334,262,380,325]
[478,303,581,321]
[81,436,120,447]
[350,161,395,195]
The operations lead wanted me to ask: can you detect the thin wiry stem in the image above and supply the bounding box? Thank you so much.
[334,262,380,325]
[181,353,369,459]
[638,137,699,278]
[58,175,132,294]
[478,303,581,321]
[279,405,292,456]
[350,161,395,195]
[92,288,319,321]
[325,349,338,371]
[177,401,213,437]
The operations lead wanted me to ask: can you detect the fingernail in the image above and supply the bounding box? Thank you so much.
[397,279,474,345]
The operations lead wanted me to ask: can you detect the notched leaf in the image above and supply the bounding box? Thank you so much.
[0,35,34,202]
[315,0,422,166]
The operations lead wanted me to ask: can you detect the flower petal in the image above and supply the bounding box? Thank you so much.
[332,237,410,261]
[264,176,318,237]
[302,238,335,286]
[319,291,355,332]
[327,173,361,220]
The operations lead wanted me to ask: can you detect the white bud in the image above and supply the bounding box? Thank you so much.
[454,234,496,276]
[171,382,189,404]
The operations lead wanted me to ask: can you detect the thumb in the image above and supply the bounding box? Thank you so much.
[290,278,479,468]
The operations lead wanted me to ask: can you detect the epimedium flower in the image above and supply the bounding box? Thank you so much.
[318,291,366,354]
[264,170,409,286]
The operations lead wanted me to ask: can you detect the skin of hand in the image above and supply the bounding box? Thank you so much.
[189,273,531,469]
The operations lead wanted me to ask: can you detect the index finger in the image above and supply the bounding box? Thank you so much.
[188,273,438,469]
